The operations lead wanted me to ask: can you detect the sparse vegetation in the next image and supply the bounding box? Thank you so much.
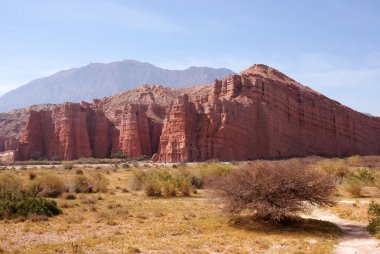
[0,174,61,220]
[1,156,380,253]
[130,170,193,197]
[368,202,380,234]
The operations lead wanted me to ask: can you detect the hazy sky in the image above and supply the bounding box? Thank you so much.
[1,0,380,115]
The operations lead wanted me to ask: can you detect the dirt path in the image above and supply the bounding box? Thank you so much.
[306,209,380,254]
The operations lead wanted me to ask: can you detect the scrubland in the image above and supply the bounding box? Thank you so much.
[0,156,380,253]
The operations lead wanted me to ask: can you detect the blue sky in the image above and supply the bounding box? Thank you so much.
[1,0,380,115]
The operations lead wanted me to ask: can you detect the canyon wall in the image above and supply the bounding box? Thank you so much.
[156,65,380,162]
[15,103,117,161]
[11,64,380,162]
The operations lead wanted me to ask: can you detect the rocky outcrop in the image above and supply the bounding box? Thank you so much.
[0,151,14,162]
[0,104,58,153]
[156,65,380,162]
[155,95,198,162]
[15,103,117,161]
[119,104,152,157]
[11,64,380,162]
[0,137,18,152]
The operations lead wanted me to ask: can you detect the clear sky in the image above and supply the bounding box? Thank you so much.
[1,0,380,115]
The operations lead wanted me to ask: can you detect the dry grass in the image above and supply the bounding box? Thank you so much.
[327,201,370,222]
[0,162,341,253]
[2,156,380,253]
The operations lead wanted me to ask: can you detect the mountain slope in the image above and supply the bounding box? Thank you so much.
[0,60,233,112]
[10,64,380,162]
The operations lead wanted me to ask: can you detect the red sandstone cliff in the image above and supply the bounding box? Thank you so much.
[156,65,380,162]
[15,103,117,161]
[11,64,380,162]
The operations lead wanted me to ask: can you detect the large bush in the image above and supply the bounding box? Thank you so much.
[206,162,336,222]
[0,174,61,219]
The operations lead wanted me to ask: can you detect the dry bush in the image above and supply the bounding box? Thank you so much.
[28,171,37,180]
[75,169,83,175]
[69,172,109,193]
[206,161,336,222]
[31,174,67,198]
[0,174,25,201]
[343,182,363,197]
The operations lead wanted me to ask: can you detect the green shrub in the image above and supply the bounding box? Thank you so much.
[0,174,61,219]
[368,202,380,234]
[130,169,194,197]
[346,168,375,184]
[0,198,61,219]
[342,168,375,197]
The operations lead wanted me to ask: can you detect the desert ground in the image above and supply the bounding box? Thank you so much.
[1,156,380,254]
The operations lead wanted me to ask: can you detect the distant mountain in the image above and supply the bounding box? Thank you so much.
[0,60,234,112]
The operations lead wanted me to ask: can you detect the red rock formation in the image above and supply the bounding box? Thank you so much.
[156,65,380,162]
[156,95,198,162]
[15,103,117,161]
[12,64,380,162]
[119,104,152,157]
[0,104,58,153]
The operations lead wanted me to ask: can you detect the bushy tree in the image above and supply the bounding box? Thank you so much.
[206,161,336,222]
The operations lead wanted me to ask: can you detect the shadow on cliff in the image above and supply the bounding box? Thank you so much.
[229,215,342,238]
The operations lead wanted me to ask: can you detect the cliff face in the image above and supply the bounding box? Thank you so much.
[15,103,117,161]
[12,64,380,162]
[156,65,380,162]
[118,104,152,158]
[0,104,57,153]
